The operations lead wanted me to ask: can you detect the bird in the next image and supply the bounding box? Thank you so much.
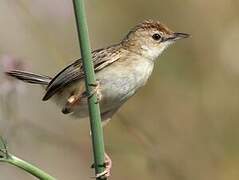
[6,19,189,178]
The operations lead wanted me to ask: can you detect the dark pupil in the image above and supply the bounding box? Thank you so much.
[152,33,161,40]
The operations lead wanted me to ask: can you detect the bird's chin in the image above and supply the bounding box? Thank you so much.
[141,43,173,61]
[158,41,173,53]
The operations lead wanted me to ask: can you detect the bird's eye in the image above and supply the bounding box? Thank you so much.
[152,33,161,41]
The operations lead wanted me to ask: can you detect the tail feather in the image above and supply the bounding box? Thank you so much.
[5,70,52,85]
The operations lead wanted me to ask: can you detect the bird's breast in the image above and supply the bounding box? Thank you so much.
[96,57,154,110]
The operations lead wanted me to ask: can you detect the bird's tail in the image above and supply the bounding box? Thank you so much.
[5,70,52,86]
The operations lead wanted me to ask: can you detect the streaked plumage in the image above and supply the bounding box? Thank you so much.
[6,20,189,123]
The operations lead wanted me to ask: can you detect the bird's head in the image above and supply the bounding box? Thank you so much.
[122,20,190,61]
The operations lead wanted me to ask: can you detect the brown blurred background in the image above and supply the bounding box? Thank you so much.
[1,0,239,180]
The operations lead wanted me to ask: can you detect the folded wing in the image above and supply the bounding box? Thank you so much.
[42,45,121,101]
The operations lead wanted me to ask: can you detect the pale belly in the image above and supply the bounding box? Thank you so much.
[54,58,154,120]
[97,59,154,111]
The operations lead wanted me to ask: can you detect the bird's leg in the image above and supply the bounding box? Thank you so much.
[91,152,112,179]
[62,94,81,114]
[90,120,112,178]
[68,94,81,104]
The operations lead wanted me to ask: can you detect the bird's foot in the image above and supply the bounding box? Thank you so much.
[83,80,102,103]
[91,153,112,179]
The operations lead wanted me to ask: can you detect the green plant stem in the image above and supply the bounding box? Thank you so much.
[1,154,55,180]
[72,0,106,179]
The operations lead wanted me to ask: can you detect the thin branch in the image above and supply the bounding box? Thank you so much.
[0,137,55,180]
[72,0,106,179]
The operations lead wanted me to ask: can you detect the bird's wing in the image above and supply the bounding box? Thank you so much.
[42,46,121,101]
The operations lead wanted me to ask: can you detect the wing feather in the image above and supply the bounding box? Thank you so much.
[42,45,121,101]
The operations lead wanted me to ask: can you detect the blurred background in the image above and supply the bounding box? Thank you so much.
[0,0,239,180]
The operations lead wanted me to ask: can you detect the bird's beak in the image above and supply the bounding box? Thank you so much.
[163,32,190,42]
